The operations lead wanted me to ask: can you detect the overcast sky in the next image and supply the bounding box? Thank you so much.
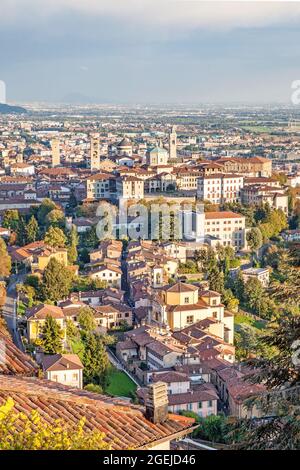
[1,1,300,104]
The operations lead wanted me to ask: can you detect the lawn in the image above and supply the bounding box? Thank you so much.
[17,301,26,316]
[234,313,266,331]
[70,338,85,361]
[106,369,137,398]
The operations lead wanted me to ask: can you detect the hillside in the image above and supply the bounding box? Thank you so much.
[0,103,27,114]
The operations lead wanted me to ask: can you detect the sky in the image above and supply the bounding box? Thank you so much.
[1,0,300,104]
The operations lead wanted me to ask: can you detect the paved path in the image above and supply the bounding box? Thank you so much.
[2,274,25,351]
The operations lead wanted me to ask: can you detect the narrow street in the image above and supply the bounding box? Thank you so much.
[2,274,25,351]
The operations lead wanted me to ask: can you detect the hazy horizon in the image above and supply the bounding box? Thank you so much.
[1,1,300,104]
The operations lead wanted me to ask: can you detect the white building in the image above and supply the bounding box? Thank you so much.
[42,354,83,389]
[204,211,246,250]
[197,174,244,204]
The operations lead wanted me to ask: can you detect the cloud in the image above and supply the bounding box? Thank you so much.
[1,0,300,31]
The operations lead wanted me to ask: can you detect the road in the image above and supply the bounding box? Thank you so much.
[2,274,25,351]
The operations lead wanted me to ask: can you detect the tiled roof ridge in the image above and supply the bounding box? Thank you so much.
[0,376,141,412]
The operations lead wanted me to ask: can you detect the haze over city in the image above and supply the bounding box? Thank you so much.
[1,1,300,104]
[0,0,299,458]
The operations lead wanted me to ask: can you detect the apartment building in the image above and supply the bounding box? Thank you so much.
[215,156,272,177]
[204,211,246,249]
[241,185,288,214]
[85,173,115,200]
[197,174,244,204]
[116,176,144,200]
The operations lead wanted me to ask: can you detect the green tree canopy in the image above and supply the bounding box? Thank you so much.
[25,215,39,243]
[78,307,96,333]
[233,314,300,450]
[68,226,78,264]
[44,226,67,248]
[83,333,110,390]
[246,227,263,251]
[37,199,58,226]
[41,258,73,302]
[41,315,64,354]
[2,210,20,231]
[46,209,66,229]
[0,239,11,278]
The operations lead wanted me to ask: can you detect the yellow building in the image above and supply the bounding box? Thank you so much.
[31,246,68,272]
[26,304,65,343]
[12,242,68,273]
[152,282,234,344]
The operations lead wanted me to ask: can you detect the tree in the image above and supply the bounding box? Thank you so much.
[41,259,73,302]
[0,239,11,278]
[223,289,239,312]
[46,209,65,229]
[68,226,78,264]
[66,319,80,341]
[207,266,224,294]
[199,414,229,443]
[78,307,96,333]
[233,314,300,450]
[41,315,64,354]
[69,190,78,210]
[2,210,19,231]
[0,398,110,450]
[25,215,39,243]
[0,282,6,311]
[37,199,57,226]
[91,279,107,290]
[83,226,99,249]
[246,227,263,252]
[16,216,27,246]
[44,226,67,248]
[84,384,103,394]
[83,334,110,390]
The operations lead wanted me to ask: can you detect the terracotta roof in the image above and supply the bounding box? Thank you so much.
[42,354,83,372]
[205,211,244,220]
[168,384,218,405]
[26,304,64,320]
[0,375,195,450]
[152,371,189,384]
[0,327,38,376]
[166,282,198,293]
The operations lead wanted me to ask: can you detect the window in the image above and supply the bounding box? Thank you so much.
[72,373,78,381]
[208,400,213,408]
[187,315,194,324]
[198,402,203,408]
[184,297,189,304]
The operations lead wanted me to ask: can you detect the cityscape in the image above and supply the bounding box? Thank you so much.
[0,0,299,458]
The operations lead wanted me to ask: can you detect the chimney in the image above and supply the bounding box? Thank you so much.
[145,382,169,424]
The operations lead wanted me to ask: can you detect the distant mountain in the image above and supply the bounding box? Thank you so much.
[0,103,27,114]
